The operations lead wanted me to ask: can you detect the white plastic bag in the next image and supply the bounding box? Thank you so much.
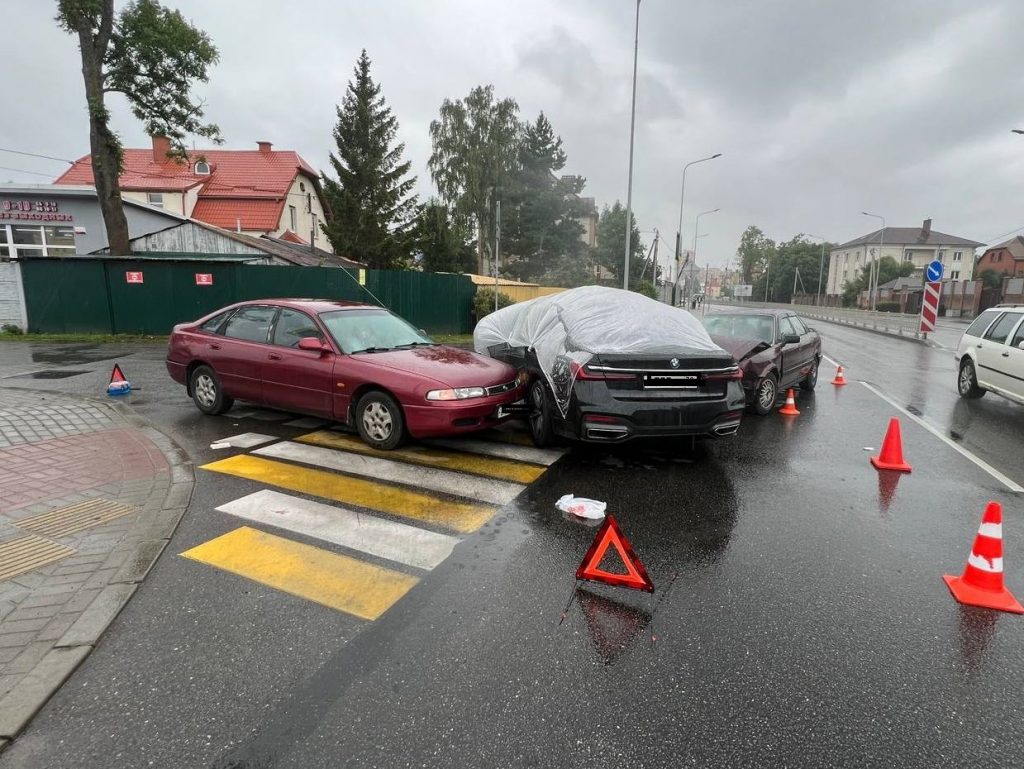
[556,494,607,520]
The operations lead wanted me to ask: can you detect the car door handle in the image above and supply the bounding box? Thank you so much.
[976,344,983,348]
[1002,352,1011,357]
[209,343,220,350]
[268,353,282,361]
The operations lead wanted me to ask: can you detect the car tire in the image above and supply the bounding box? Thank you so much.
[527,379,554,448]
[751,373,778,416]
[356,391,406,450]
[958,359,985,399]
[190,365,233,415]
[800,357,819,391]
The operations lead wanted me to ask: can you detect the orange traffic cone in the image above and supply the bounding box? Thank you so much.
[778,388,800,416]
[870,417,911,473]
[831,365,847,386]
[944,501,1023,614]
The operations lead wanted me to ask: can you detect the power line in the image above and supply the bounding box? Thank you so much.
[0,165,56,178]
[0,148,75,164]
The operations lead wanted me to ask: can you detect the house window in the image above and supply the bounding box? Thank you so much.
[311,213,318,241]
[950,270,960,280]
[3,224,76,259]
[289,205,297,231]
[194,160,210,175]
[953,251,963,262]
[147,192,163,208]
[904,250,913,262]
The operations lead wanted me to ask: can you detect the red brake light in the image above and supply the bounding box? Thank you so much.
[705,367,743,381]
[570,361,635,381]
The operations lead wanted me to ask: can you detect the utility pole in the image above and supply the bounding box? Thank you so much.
[494,199,501,312]
[622,0,641,291]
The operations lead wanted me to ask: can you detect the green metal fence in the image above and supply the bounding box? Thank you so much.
[20,257,476,335]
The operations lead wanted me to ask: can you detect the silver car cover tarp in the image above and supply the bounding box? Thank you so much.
[473,286,726,416]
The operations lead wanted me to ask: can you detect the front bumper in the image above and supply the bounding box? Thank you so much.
[404,386,526,439]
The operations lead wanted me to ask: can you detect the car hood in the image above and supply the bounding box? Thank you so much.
[710,335,772,362]
[350,345,516,388]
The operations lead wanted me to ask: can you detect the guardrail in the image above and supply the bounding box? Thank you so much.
[708,299,925,340]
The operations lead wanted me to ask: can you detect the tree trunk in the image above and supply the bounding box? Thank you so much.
[74,13,131,256]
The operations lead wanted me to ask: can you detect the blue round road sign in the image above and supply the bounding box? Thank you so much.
[926,259,944,282]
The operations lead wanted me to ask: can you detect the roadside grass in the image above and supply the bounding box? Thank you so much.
[0,332,167,344]
[432,333,474,346]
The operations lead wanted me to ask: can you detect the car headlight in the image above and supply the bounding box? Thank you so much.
[516,370,529,387]
[425,387,487,401]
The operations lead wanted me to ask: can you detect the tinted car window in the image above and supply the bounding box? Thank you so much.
[983,313,1020,345]
[965,310,998,338]
[778,316,798,339]
[199,310,232,334]
[273,309,323,347]
[222,306,276,343]
[1011,317,1024,349]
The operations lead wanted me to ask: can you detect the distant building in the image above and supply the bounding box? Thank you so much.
[975,236,1024,279]
[825,219,983,296]
[55,137,330,248]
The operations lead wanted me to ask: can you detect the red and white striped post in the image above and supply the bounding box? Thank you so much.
[920,281,940,336]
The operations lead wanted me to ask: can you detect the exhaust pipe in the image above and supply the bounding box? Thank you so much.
[585,424,630,441]
[712,419,741,436]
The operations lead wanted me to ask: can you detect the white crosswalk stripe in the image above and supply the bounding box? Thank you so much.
[216,490,459,571]
[253,441,526,505]
[423,437,563,466]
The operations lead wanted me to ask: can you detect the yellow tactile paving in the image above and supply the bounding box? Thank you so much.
[200,454,496,533]
[295,430,546,485]
[180,526,418,620]
[16,498,136,538]
[0,535,75,581]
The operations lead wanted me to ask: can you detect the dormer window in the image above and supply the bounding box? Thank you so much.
[194,160,211,175]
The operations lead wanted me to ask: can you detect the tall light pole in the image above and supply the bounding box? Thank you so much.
[806,233,827,306]
[861,211,885,311]
[675,154,722,264]
[688,209,718,305]
[622,0,641,291]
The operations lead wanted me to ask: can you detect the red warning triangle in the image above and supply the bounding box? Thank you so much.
[110,364,127,384]
[576,515,654,593]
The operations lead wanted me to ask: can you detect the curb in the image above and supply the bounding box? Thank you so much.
[0,392,194,748]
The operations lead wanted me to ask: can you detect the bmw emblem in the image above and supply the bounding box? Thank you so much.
[670,358,680,368]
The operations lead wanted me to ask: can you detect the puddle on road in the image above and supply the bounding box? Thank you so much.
[14,369,92,379]
[29,346,134,365]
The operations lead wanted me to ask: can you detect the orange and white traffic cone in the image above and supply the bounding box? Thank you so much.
[778,388,800,416]
[944,501,1024,614]
[869,417,911,473]
[831,365,847,386]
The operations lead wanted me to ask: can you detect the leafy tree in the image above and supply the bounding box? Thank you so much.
[57,0,221,255]
[841,256,915,307]
[593,202,645,287]
[754,235,836,303]
[411,200,475,273]
[979,269,1003,290]
[503,113,586,282]
[473,288,514,321]
[321,50,418,269]
[735,225,775,283]
[428,85,521,275]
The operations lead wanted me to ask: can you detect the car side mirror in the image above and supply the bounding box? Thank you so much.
[782,334,801,345]
[1018,340,1024,350]
[298,337,328,353]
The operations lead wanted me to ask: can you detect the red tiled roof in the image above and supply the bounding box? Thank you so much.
[54,147,319,231]
[190,199,284,231]
[279,229,308,245]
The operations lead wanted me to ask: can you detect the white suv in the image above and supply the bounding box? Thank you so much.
[956,305,1024,405]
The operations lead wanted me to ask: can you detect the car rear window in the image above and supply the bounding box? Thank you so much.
[983,312,1020,345]
[964,311,998,338]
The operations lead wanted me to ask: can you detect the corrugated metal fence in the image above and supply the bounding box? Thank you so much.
[20,257,476,335]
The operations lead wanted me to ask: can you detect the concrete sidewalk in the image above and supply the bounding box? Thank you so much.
[0,388,193,752]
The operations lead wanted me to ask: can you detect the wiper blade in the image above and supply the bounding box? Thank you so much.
[351,346,392,354]
[393,341,437,349]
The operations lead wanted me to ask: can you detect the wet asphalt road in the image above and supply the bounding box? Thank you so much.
[1,324,1023,768]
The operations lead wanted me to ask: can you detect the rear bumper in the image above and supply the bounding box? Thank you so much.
[166,359,187,387]
[556,381,747,442]
[404,386,525,439]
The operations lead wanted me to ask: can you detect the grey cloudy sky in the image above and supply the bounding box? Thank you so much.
[5,0,1024,273]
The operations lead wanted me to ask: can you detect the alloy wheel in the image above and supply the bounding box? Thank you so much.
[195,374,216,408]
[362,402,393,442]
[758,378,777,411]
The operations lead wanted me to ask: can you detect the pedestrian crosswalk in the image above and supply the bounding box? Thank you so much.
[183,425,562,622]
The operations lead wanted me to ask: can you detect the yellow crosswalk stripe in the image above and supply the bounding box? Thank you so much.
[201,454,496,533]
[180,526,418,620]
[295,430,546,485]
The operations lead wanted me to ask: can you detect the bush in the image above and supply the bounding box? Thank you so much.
[632,281,657,299]
[1,324,23,335]
[874,302,901,313]
[474,288,515,321]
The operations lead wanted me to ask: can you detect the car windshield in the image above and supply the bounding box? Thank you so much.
[319,309,433,354]
[704,314,775,344]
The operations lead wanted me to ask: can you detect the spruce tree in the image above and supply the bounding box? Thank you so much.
[322,50,418,268]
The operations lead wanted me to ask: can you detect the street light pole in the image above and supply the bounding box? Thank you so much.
[861,211,885,311]
[675,154,722,264]
[806,233,827,306]
[622,0,641,291]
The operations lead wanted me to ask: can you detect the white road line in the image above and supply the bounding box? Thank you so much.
[216,489,458,571]
[253,441,525,505]
[859,381,1024,493]
[212,432,278,448]
[822,353,841,368]
[423,437,563,466]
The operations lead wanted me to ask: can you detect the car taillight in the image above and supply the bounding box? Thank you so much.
[704,367,743,381]
[570,361,635,381]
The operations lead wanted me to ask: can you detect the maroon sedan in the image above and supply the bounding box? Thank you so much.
[166,299,526,449]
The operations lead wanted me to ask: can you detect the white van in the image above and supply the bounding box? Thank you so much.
[955,305,1024,405]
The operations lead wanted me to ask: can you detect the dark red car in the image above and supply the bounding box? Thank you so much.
[166,299,526,449]
[703,309,822,415]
